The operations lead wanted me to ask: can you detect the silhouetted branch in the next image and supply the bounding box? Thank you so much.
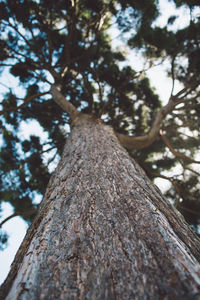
[160,130,200,164]
[174,103,200,111]
[0,92,49,116]
[0,209,38,228]
[143,165,182,201]
[170,56,176,98]
[177,205,200,216]
[184,166,200,176]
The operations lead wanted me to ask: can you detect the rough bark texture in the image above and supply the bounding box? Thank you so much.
[1,114,200,300]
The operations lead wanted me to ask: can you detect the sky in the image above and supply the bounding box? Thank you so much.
[0,0,199,285]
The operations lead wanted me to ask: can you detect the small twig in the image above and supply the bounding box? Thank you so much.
[40,145,57,154]
[174,94,200,106]
[174,103,200,111]
[0,64,15,67]
[170,56,176,98]
[6,21,33,49]
[0,82,12,91]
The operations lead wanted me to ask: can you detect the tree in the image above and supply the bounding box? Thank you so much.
[0,0,200,298]
[1,112,200,299]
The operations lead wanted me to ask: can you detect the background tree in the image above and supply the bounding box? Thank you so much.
[0,0,199,270]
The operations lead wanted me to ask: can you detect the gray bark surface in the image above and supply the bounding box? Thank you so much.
[1,114,200,300]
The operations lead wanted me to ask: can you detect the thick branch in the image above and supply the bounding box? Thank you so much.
[116,98,175,149]
[116,87,199,150]
[50,85,79,120]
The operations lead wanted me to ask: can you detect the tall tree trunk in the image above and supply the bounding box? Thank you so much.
[1,114,200,300]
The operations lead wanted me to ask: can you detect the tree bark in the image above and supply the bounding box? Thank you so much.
[1,114,200,300]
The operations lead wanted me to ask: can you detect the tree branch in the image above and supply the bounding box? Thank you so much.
[174,93,200,106]
[0,209,38,228]
[142,165,182,201]
[50,85,79,120]
[177,205,200,217]
[0,92,48,116]
[116,97,175,149]
[174,103,200,111]
[160,130,200,164]
[184,166,200,176]
[170,56,176,98]
[6,21,32,48]
[116,86,199,150]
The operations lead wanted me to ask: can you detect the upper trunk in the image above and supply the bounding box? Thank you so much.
[1,114,200,300]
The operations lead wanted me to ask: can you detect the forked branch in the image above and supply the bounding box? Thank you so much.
[116,98,175,149]
[116,86,199,150]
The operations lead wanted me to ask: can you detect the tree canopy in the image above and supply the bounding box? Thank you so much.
[0,0,200,249]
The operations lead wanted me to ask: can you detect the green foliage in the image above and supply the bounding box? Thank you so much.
[0,0,200,248]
